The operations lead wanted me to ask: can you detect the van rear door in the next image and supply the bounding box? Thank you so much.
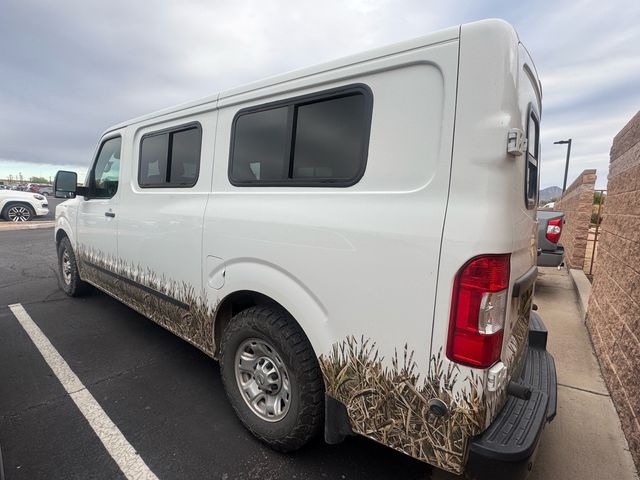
[497,43,542,383]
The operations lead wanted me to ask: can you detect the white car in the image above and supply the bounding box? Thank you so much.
[0,189,49,221]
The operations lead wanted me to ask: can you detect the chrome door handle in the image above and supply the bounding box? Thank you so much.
[105,211,116,218]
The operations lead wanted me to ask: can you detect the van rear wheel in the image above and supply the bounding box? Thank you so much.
[220,305,324,452]
[57,237,90,297]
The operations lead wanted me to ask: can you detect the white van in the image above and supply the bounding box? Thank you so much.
[54,19,556,478]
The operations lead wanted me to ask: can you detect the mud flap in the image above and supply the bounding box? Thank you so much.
[324,394,355,444]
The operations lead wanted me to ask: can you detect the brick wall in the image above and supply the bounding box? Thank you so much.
[587,110,640,469]
[555,169,597,268]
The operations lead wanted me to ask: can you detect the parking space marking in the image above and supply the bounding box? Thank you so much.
[8,303,158,480]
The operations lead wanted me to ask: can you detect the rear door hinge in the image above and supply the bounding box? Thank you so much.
[507,128,528,156]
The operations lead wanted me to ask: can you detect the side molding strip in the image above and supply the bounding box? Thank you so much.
[84,260,190,311]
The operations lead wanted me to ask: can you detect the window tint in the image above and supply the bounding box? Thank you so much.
[169,127,201,186]
[140,134,168,186]
[91,136,121,198]
[292,95,366,180]
[231,107,289,182]
[229,86,372,186]
[139,124,201,188]
[527,112,539,159]
[525,111,539,208]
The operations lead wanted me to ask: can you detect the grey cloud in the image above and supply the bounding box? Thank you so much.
[1,0,639,190]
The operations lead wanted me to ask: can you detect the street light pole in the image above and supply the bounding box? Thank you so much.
[554,139,572,192]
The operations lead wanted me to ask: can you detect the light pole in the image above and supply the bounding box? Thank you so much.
[554,139,572,192]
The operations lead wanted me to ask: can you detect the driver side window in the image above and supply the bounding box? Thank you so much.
[90,136,122,198]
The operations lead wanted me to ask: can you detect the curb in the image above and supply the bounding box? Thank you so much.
[0,221,55,232]
[569,268,591,321]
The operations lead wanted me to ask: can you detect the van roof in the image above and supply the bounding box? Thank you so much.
[105,19,518,134]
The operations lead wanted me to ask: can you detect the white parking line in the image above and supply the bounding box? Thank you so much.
[8,303,159,480]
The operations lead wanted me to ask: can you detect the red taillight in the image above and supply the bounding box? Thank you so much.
[546,218,562,243]
[446,254,510,369]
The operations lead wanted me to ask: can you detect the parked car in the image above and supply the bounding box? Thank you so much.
[38,185,54,196]
[53,19,556,479]
[0,189,49,221]
[537,210,565,267]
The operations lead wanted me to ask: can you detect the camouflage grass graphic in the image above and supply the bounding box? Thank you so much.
[77,246,218,357]
[319,338,485,474]
[319,289,533,475]
[75,246,533,474]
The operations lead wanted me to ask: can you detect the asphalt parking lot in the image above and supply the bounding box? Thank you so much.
[2,228,637,480]
[0,229,432,480]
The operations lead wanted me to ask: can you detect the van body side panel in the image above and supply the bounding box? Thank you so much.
[204,40,462,472]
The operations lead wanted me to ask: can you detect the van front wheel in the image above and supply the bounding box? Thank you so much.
[220,305,324,452]
[57,237,90,297]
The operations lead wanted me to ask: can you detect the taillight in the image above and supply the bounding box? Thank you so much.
[446,254,510,369]
[546,218,562,243]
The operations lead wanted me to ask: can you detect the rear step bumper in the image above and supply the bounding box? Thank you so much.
[467,311,557,479]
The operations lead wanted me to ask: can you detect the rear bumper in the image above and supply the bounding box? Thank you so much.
[467,311,557,479]
[537,245,564,267]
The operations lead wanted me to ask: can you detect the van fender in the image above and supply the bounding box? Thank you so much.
[55,216,76,248]
[219,258,334,359]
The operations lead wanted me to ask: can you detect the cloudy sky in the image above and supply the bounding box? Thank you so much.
[1,0,639,188]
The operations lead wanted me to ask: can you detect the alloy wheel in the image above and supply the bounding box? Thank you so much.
[8,205,31,221]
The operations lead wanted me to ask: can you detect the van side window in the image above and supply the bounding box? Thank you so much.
[139,123,202,188]
[525,111,539,208]
[232,107,289,182]
[90,136,121,199]
[229,85,372,186]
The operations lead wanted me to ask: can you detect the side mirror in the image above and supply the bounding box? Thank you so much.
[54,170,78,198]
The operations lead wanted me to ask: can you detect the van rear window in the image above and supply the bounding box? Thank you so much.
[229,85,372,187]
[525,110,539,208]
[139,123,202,188]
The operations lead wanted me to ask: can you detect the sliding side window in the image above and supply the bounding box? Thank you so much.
[139,123,202,188]
[229,85,373,187]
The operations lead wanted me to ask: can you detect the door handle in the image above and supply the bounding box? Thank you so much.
[105,211,116,218]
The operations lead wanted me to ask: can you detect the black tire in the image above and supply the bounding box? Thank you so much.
[220,305,324,452]
[57,237,90,297]
[3,203,35,221]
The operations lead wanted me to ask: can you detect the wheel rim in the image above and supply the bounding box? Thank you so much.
[234,338,291,422]
[8,205,31,221]
[61,249,72,285]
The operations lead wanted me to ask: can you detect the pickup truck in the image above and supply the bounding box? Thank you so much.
[537,210,565,267]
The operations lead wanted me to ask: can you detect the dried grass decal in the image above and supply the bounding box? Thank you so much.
[77,246,534,475]
[320,338,484,474]
[77,246,218,357]
[320,288,533,474]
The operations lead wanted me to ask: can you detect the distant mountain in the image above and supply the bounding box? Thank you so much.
[539,186,562,202]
